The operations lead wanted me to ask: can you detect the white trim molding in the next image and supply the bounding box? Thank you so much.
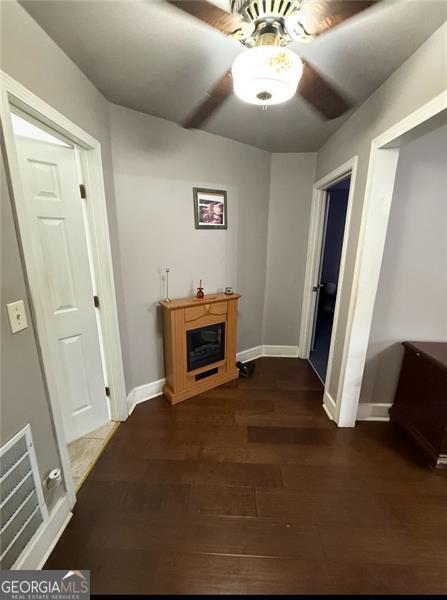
[127,378,166,415]
[299,155,358,363]
[127,345,301,411]
[262,345,299,358]
[356,403,392,421]
[236,346,263,363]
[335,90,447,427]
[238,345,299,360]
[301,91,447,429]
[298,156,358,427]
[13,496,72,570]
[323,391,337,421]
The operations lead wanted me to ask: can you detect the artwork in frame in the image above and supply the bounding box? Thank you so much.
[193,188,227,230]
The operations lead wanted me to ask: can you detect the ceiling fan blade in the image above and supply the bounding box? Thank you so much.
[298,61,352,119]
[183,69,233,129]
[166,1,242,35]
[299,1,378,36]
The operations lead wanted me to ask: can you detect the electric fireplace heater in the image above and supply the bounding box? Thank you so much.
[187,322,225,372]
[160,292,240,405]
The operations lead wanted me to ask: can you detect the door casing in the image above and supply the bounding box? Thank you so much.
[300,91,447,428]
[299,156,358,419]
[1,71,127,508]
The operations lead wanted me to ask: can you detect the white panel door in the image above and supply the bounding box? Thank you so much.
[15,137,109,443]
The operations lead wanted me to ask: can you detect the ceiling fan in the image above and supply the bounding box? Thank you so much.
[166,0,377,128]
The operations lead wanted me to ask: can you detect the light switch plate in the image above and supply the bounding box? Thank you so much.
[6,300,28,334]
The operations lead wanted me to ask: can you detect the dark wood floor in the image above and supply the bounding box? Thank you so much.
[45,358,447,595]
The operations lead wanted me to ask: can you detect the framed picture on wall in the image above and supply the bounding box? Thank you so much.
[193,188,227,230]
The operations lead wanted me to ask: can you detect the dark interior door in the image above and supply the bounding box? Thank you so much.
[309,177,350,382]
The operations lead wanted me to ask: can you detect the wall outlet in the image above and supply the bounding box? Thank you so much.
[6,300,28,334]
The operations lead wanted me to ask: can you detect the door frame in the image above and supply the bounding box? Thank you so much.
[299,156,358,412]
[300,90,447,427]
[332,91,447,427]
[1,71,127,508]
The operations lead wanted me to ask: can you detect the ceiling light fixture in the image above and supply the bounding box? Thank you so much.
[232,46,303,106]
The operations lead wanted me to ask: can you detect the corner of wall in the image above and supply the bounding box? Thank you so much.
[260,151,275,347]
[262,152,318,347]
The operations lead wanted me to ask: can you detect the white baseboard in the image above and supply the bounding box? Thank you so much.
[323,394,392,423]
[127,378,166,415]
[262,345,300,358]
[236,346,263,362]
[13,495,72,570]
[126,351,391,425]
[356,402,392,421]
[126,345,300,412]
[323,391,337,421]
[236,345,299,361]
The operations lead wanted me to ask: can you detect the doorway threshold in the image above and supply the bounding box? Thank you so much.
[68,422,119,491]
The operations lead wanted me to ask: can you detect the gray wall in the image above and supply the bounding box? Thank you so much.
[1,154,62,509]
[360,124,447,407]
[110,104,271,389]
[315,23,447,404]
[263,153,316,346]
[0,0,130,386]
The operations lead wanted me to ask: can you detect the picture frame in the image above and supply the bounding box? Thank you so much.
[193,187,228,230]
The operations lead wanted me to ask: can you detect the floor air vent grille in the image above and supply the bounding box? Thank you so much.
[1,425,48,569]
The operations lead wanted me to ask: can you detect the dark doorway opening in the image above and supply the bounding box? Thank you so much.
[309,177,350,382]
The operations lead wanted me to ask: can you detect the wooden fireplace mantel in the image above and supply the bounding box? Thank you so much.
[160,293,241,405]
[160,292,240,310]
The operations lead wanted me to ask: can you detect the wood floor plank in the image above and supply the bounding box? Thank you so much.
[89,456,148,482]
[123,481,190,513]
[187,484,257,517]
[143,459,283,488]
[75,480,129,511]
[281,463,447,495]
[255,488,402,526]
[113,422,248,445]
[87,511,324,560]
[386,493,447,525]
[319,522,447,566]
[103,438,202,461]
[411,565,447,594]
[89,549,252,595]
[247,425,333,445]
[44,357,447,594]
[76,479,191,514]
[235,410,332,428]
[273,391,327,414]
[200,440,360,466]
[324,561,422,595]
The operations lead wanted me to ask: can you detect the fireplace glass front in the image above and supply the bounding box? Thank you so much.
[187,322,225,372]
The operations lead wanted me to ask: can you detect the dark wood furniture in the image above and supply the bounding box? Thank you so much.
[390,341,447,469]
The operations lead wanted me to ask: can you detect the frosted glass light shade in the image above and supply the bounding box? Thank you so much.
[232,46,303,106]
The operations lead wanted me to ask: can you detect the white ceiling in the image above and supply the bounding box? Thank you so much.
[20,0,447,152]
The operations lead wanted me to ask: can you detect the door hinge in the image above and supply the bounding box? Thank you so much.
[79,184,87,199]
[93,295,100,308]
[105,386,111,398]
